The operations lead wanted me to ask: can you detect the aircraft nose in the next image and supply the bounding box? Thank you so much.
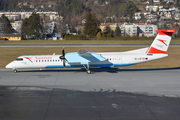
[5,62,14,68]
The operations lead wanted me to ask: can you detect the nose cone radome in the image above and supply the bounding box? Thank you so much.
[5,62,14,68]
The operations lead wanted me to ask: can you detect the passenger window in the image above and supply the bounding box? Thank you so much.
[39,60,40,62]
[42,60,43,62]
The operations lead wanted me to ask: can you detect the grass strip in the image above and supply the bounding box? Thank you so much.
[0,47,180,69]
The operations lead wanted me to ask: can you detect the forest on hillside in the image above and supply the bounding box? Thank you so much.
[0,0,138,25]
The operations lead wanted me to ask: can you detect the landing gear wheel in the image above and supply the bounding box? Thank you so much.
[87,70,91,74]
[13,69,17,73]
[83,64,91,74]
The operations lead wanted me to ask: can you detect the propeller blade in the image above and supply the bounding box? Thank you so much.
[60,48,66,68]
[63,59,66,68]
[62,49,65,56]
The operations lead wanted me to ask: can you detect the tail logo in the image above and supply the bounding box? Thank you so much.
[157,39,167,46]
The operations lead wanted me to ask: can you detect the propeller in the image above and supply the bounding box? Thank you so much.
[59,48,66,67]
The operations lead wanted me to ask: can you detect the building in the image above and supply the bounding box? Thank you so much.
[0,11,60,21]
[135,23,158,37]
[135,13,141,20]
[43,22,56,34]
[121,23,137,36]
[0,34,22,41]
[11,20,23,34]
[146,6,159,12]
[153,0,160,4]
[99,22,157,37]
[99,23,123,33]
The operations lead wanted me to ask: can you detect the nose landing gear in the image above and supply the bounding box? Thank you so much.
[13,69,17,73]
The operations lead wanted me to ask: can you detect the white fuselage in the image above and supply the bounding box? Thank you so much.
[6,52,168,69]
[5,29,175,72]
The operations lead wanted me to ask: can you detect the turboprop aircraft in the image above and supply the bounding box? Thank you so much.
[6,29,175,74]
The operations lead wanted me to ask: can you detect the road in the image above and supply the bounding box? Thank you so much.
[0,44,180,47]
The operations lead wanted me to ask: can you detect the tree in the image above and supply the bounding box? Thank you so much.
[115,26,121,37]
[84,12,99,37]
[41,14,51,39]
[103,26,112,37]
[0,14,12,34]
[55,18,67,38]
[70,26,77,34]
[176,0,179,7]
[177,26,180,37]
[29,12,42,38]
[21,12,42,39]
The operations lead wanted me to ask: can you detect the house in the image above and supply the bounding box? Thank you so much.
[94,1,98,5]
[23,2,30,6]
[174,13,180,20]
[0,34,22,41]
[146,1,150,4]
[153,0,160,4]
[99,23,123,33]
[146,6,159,12]
[135,13,141,20]
[164,0,175,3]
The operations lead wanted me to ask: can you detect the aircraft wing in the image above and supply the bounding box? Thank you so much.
[65,52,106,64]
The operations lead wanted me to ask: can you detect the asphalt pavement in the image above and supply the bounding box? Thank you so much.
[1,68,180,120]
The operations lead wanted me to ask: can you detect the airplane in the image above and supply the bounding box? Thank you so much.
[6,29,175,74]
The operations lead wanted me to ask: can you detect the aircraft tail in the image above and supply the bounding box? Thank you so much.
[146,29,175,54]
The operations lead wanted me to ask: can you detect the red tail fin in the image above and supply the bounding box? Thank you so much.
[146,29,175,54]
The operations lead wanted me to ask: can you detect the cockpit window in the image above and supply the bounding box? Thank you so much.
[15,58,23,61]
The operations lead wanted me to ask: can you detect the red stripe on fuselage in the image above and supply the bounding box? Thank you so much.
[146,46,166,54]
[24,57,33,62]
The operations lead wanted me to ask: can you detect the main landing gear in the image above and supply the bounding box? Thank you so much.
[83,64,91,74]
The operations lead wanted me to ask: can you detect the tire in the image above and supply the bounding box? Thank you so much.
[13,69,17,73]
[87,70,91,74]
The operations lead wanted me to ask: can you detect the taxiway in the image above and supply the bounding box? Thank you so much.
[1,68,180,120]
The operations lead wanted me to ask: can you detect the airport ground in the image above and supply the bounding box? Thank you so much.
[1,41,180,120]
[1,68,180,120]
[1,39,180,44]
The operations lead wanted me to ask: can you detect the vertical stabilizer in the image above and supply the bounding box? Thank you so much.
[146,29,175,54]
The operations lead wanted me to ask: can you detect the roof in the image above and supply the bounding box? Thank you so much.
[0,34,22,37]
[100,23,124,27]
